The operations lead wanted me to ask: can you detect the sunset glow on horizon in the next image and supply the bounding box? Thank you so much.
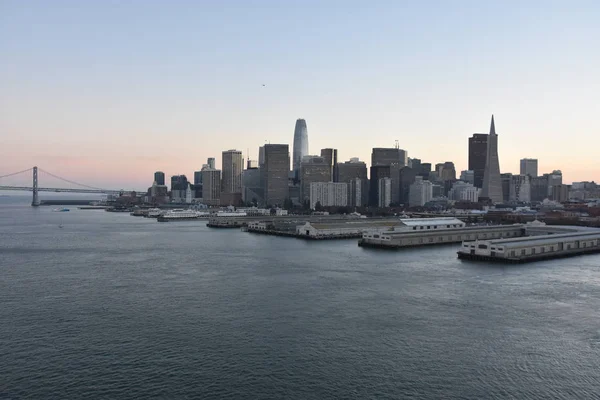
[1,1,599,189]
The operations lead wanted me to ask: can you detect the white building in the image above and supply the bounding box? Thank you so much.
[448,181,479,203]
[185,184,193,204]
[509,174,531,203]
[409,176,433,207]
[310,182,348,209]
[378,177,392,207]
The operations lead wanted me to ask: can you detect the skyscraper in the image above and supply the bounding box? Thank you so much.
[221,149,243,194]
[292,119,309,178]
[369,165,390,206]
[320,148,338,181]
[371,148,408,167]
[154,171,165,186]
[263,144,290,207]
[202,169,221,206]
[207,158,216,170]
[300,156,331,201]
[337,158,368,206]
[468,133,488,188]
[481,115,503,203]
[520,158,538,177]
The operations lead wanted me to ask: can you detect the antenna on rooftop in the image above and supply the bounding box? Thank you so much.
[395,140,399,149]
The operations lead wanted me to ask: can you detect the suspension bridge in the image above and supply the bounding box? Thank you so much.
[0,167,136,206]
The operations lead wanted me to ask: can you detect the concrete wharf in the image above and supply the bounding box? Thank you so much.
[457,230,600,263]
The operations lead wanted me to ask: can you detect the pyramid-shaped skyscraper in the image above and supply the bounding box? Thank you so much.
[481,115,503,203]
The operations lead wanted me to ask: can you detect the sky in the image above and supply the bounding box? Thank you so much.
[1,0,599,189]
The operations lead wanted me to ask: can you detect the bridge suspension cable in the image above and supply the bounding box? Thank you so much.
[38,168,110,191]
[0,167,33,179]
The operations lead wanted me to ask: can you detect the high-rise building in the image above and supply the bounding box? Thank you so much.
[389,162,403,205]
[170,175,189,203]
[481,115,503,203]
[441,162,456,181]
[378,177,392,208]
[369,165,390,206]
[509,174,531,203]
[530,176,549,202]
[420,163,432,179]
[547,170,563,197]
[552,184,570,203]
[468,133,488,188]
[399,167,417,205]
[207,158,216,170]
[154,171,165,186]
[501,173,512,203]
[202,169,221,206]
[460,170,475,185]
[348,178,363,208]
[520,158,538,177]
[193,171,202,185]
[337,158,368,206]
[300,156,331,201]
[221,149,243,194]
[310,182,347,209]
[320,148,338,182]
[247,159,258,169]
[242,167,262,205]
[263,144,290,207]
[371,148,408,167]
[448,181,479,203]
[409,158,421,172]
[292,119,309,178]
[409,176,433,207]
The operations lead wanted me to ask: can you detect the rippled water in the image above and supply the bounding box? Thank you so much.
[1,204,600,399]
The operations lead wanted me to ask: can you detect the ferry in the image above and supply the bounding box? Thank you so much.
[157,209,210,222]
[145,208,164,218]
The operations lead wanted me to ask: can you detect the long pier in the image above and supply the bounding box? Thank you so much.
[457,230,600,263]
[358,225,526,249]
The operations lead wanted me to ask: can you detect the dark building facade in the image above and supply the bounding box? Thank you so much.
[371,148,408,167]
[531,175,549,202]
[399,166,417,206]
[369,165,391,206]
[468,133,488,188]
[300,156,331,201]
[154,171,165,186]
[320,148,338,182]
[501,173,512,203]
[419,163,432,179]
[337,159,368,206]
[262,144,290,207]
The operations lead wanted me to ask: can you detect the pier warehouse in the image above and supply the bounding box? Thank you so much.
[458,231,600,263]
[359,217,526,249]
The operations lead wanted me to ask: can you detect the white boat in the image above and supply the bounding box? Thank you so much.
[146,208,164,218]
[157,209,208,222]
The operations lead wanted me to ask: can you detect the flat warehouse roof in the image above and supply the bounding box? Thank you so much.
[483,231,600,246]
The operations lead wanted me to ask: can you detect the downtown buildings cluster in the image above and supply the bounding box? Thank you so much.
[143,116,599,211]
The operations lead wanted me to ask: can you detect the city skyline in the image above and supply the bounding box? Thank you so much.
[1,1,599,188]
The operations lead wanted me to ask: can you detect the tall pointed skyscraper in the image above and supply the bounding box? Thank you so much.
[292,119,309,179]
[481,115,503,203]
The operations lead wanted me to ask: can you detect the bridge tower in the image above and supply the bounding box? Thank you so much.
[32,166,40,206]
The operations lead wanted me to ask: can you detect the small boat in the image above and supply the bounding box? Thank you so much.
[59,224,64,229]
[53,208,70,212]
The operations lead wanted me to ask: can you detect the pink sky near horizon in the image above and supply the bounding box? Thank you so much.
[1,1,599,189]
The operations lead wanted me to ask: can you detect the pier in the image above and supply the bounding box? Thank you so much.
[457,230,600,263]
[359,224,526,249]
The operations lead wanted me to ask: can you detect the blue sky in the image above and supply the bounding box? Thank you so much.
[1,0,598,189]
